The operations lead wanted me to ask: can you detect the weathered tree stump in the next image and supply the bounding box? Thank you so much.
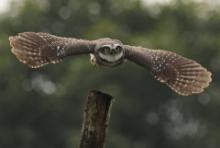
[79,90,113,148]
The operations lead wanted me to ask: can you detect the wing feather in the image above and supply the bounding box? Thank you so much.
[9,32,94,68]
[124,45,212,96]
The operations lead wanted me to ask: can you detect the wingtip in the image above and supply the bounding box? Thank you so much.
[204,69,212,89]
[8,32,61,68]
[208,70,212,82]
[9,35,16,47]
[177,66,212,96]
[9,35,18,56]
[150,50,213,96]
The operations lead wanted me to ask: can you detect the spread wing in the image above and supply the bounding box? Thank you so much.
[9,32,95,68]
[124,45,212,96]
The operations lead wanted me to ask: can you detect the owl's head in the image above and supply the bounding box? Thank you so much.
[94,38,125,67]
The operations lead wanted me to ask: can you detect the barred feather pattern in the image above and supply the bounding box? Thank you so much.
[9,32,66,68]
[150,50,212,96]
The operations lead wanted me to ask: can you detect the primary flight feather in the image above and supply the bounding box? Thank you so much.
[9,32,212,96]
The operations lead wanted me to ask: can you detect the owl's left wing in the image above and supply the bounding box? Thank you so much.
[124,45,212,96]
[9,32,95,68]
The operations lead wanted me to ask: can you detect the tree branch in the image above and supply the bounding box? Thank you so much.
[79,90,113,148]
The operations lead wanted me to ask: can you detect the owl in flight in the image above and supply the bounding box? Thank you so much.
[9,32,212,96]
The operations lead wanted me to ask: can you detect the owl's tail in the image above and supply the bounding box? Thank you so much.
[151,50,212,96]
[9,32,61,68]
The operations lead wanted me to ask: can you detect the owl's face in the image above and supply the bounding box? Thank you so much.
[95,43,125,67]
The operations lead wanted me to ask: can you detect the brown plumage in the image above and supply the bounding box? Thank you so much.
[9,32,93,68]
[124,46,211,96]
[9,32,212,96]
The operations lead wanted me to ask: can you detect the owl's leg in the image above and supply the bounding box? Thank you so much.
[90,54,97,65]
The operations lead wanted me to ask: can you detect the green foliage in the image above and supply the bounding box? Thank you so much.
[0,0,219,148]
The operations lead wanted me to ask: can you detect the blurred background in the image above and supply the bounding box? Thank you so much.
[0,0,220,148]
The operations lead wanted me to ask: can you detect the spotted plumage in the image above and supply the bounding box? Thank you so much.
[9,32,212,96]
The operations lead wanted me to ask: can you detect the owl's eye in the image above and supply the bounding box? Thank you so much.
[115,45,122,52]
[101,46,111,54]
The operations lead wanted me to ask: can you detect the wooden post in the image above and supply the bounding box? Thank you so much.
[79,90,113,148]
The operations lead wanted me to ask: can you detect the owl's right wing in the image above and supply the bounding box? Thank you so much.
[124,45,212,96]
[9,32,95,68]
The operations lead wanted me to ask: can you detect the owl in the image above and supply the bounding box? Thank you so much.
[9,32,212,96]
